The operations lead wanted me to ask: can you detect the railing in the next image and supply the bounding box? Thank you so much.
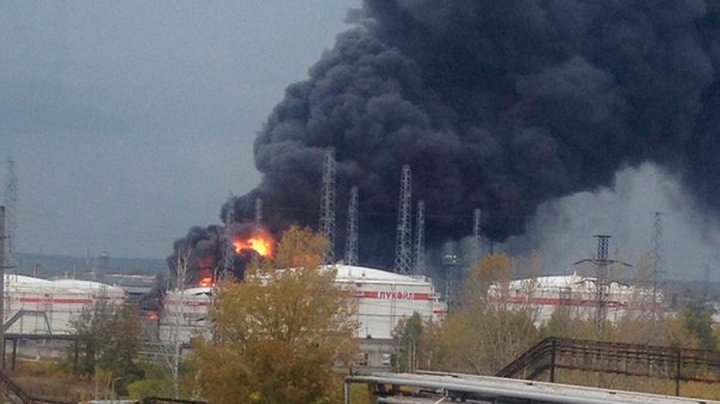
[496,337,720,396]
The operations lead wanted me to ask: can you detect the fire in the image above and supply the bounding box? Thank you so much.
[233,234,273,257]
[199,276,213,287]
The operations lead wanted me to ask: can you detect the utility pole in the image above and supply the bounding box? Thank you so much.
[344,186,359,266]
[394,165,412,274]
[414,200,425,275]
[319,148,337,265]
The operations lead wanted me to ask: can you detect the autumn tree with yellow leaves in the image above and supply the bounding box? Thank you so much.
[436,253,539,374]
[194,226,358,404]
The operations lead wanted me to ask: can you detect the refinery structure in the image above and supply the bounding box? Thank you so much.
[0,152,675,369]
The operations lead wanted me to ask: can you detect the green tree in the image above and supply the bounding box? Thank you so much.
[194,226,359,404]
[437,254,539,374]
[392,312,423,372]
[680,303,716,351]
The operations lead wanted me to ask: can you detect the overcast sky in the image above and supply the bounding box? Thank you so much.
[0,1,358,259]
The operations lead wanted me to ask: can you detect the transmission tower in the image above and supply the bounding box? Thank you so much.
[255,197,263,232]
[395,165,413,274]
[344,186,359,266]
[222,199,235,281]
[4,160,17,271]
[593,235,610,330]
[414,200,426,275]
[650,211,666,314]
[472,208,482,266]
[319,148,337,265]
[575,235,630,331]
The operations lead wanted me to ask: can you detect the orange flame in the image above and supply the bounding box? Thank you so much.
[199,276,213,287]
[233,234,273,257]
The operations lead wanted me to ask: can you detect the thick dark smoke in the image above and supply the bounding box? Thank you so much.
[219,0,720,269]
[168,222,262,284]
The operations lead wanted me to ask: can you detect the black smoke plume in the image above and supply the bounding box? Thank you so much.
[168,222,263,284]
[211,1,720,269]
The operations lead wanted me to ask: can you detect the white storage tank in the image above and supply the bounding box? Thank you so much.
[3,275,126,335]
[158,264,447,344]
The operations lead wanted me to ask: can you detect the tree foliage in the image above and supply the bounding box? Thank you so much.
[69,298,142,395]
[392,312,423,373]
[436,254,540,374]
[680,303,717,351]
[194,226,359,404]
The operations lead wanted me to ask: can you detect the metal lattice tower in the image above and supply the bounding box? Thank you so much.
[414,200,426,275]
[319,148,337,265]
[574,235,630,332]
[650,211,666,313]
[394,165,413,274]
[222,199,235,280]
[3,160,17,271]
[255,197,263,232]
[594,235,610,330]
[344,186,359,266]
[472,208,482,266]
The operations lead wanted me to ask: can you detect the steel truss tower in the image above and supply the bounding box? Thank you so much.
[344,186,359,266]
[4,160,17,271]
[395,165,413,274]
[255,197,263,231]
[594,235,610,330]
[414,200,425,275]
[650,211,666,314]
[222,198,235,280]
[472,208,482,266]
[575,235,630,331]
[319,148,337,265]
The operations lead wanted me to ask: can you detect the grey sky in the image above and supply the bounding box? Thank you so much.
[1,1,357,258]
[2,1,719,282]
